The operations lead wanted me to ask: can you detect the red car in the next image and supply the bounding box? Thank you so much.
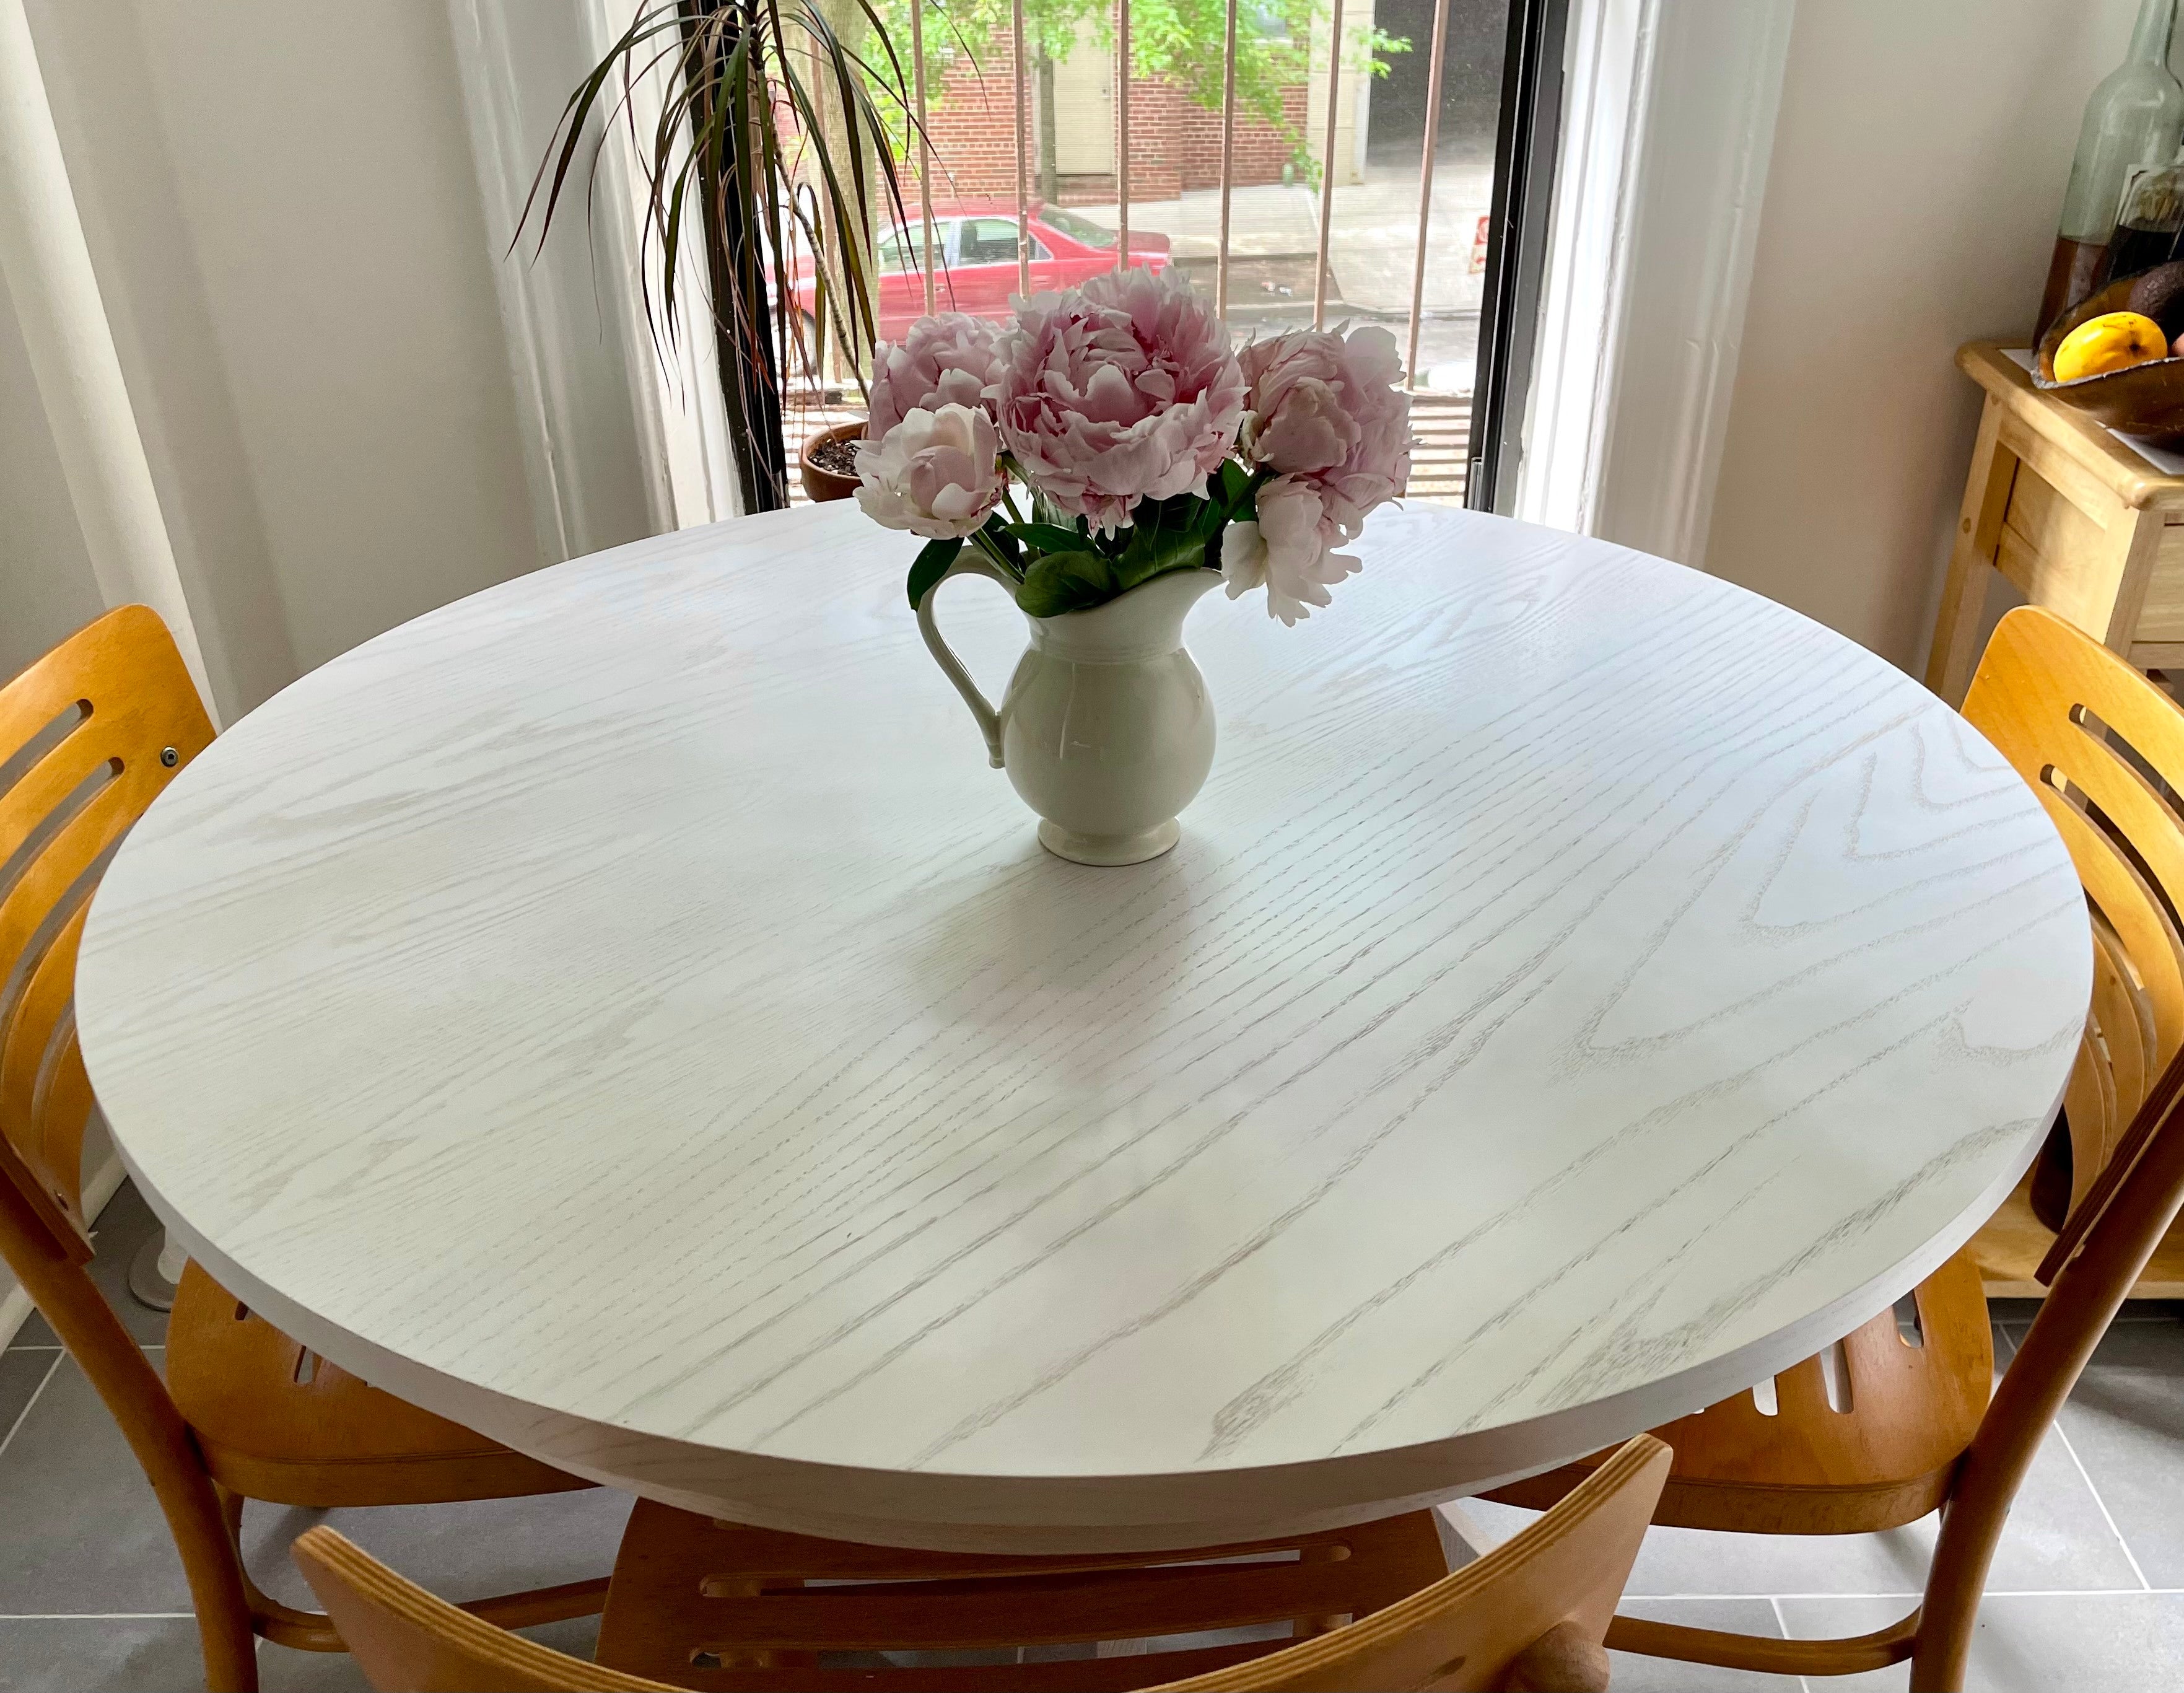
[789,201,1171,343]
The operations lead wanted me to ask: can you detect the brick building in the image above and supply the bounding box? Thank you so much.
[896,30,1310,207]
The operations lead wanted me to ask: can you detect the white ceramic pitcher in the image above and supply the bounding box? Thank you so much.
[918,560,1219,865]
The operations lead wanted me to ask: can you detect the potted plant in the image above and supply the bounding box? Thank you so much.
[524,1,916,512]
[800,418,867,501]
[525,3,1409,513]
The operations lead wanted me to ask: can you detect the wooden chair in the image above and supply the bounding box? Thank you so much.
[1488,604,2184,1686]
[290,1435,1671,1693]
[0,606,607,1693]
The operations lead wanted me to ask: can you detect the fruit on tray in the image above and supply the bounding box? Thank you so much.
[2054,311,2170,382]
[2129,260,2184,339]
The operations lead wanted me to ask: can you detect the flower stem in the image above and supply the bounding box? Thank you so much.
[970,527,1021,582]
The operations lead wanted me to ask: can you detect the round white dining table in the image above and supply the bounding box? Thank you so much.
[76,499,2089,1554]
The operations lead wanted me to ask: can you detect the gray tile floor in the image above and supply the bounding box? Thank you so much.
[3,1185,2182,1691]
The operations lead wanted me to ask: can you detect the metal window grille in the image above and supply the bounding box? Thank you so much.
[788,1,1557,512]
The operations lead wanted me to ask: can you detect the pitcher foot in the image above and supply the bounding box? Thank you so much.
[1037,818,1180,867]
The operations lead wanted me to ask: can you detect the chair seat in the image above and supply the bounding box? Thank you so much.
[1486,1249,1993,1535]
[167,1262,592,1509]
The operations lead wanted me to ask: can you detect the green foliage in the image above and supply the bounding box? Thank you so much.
[922,468,1275,619]
[525,2,921,508]
[1016,548,1124,616]
[906,537,964,606]
[867,0,1406,171]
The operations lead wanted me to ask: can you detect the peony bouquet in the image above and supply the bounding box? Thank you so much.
[854,268,1413,626]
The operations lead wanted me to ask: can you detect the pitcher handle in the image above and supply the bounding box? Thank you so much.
[916,553,1016,769]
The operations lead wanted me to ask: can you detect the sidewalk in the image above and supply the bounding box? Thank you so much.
[1073,157,1492,307]
[1071,160,1491,388]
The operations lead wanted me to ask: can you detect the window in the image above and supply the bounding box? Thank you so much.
[780,1,1573,515]
[877,222,950,274]
[1038,208,1117,252]
[959,219,1051,265]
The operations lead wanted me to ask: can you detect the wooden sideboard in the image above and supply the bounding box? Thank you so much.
[1934,342,2184,1296]
[1929,341,2184,706]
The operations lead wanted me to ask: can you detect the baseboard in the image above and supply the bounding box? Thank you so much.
[0,1153,127,1351]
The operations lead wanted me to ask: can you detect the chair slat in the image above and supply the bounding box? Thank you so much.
[0,605,212,1257]
[2065,1026,2119,1224]
[689,1556,1412,1651]
[1,903,90,1221]
[2034,790,2183,1059]
[1966,608,2184,1103]
[2074,923,2149,1214]
[605,1503,1448,1682]
[0,717,107,873]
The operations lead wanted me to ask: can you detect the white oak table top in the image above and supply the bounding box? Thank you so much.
[77,501,2089,1553]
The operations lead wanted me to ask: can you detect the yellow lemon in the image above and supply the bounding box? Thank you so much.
[2054,311,2169,382]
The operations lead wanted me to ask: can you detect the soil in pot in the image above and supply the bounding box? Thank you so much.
[808,433,860,478]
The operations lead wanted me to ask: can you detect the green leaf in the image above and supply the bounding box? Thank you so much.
[1016,549,1120,618]
[907,538,963,608]
[1216,460,1251,507]
[1016,522,1098,556]
[981,515,1023,565]
[1112,519,1217,592]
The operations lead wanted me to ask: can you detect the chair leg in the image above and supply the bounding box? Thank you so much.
[1910,1051,2184,1690]
[1604,1607,1920,1678]
[221,1484,613,1655]
[217,1485,347,1652]
[0,1199,259,1692]
[1504,1621,1610,1692]
[141,1446,258,1690]
[155,1465,261,1690]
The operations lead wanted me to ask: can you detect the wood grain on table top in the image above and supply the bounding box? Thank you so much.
[75,501,2088,1549]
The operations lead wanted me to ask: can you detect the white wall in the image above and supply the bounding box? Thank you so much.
[1702,0,2149,672]
[0,268,103,684]
[7,0,562,719]
[0,1,652,1338]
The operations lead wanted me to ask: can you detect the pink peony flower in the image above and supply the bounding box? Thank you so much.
[1219,476,1362,626]
[867,314,1003,440]
[1237,326,1412,541]
[992,268,1246,534]
[854,405,1007,540]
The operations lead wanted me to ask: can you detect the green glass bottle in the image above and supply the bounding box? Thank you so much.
[2038,0,2184,339]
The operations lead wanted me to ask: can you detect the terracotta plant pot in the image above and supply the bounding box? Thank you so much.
[800,421,865,502]
[2035,279,2184,445]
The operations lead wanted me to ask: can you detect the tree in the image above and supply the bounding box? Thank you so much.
[870,0,1407,180]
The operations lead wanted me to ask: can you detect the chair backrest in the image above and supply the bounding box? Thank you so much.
[0,605,213,1260]
[1961,605,2184,1215]
[292,1437,1670,1693]
[1151,1436,1668,1692]
[597,1496,1452,1687]
[294,1524,671,1692]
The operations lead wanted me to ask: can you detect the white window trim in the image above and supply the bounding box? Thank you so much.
[447,0,739,555]
[1516,0,1797,568]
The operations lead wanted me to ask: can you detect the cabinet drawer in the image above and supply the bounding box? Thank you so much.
[1995,468,2116,635]
[2140,522,2184,642]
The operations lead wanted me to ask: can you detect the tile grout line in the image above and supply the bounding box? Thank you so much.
[0,1354,61,1462]
[1764,1595,1812,1693]
[2052,1420,2154,1593]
